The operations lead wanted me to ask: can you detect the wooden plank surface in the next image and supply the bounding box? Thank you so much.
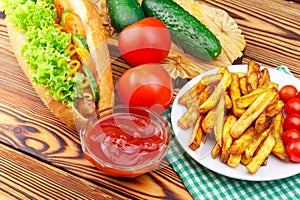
[0,0,300,199]
[0,143,124,200]
[201,0,300,77]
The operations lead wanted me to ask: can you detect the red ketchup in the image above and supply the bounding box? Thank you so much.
[82,112,168,178]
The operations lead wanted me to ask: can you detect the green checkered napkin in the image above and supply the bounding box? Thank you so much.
[164,66,300,200]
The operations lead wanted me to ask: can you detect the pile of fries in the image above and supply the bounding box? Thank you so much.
[178,61,287,174]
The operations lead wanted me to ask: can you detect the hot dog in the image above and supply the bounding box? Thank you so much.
[2,0,114,130]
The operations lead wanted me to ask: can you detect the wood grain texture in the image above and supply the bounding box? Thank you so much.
[0,143,125,200]
[0,0,300,199]
[201,0,300,77]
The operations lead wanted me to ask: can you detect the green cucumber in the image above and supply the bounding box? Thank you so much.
[142,0,222,60]
[72,34,89,51]
[60,10,71,28]
[82,65,99,103]
[107,0,145,33]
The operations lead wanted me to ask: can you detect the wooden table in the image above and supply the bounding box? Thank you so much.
[0,0,299,199]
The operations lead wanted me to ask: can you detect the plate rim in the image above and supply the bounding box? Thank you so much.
[171,64,300,181]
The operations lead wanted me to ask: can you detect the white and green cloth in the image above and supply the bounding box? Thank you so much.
[164,66,300,200]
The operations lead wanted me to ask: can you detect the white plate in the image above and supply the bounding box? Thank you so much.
[171,64,300,181]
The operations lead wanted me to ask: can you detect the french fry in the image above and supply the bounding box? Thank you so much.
[189,115,205,150]
[212,143,221,159]
[246,61,260,93]
[271,112,287,160]
[239,76,248,95]
[258,68,270,87]
[229,126,257,155]
[235,81,273,109]
[220,114,237,163]
[214,95,226,147]
[218,66,228,75]
[214,96,226,147]
[178,84,206,107]
[230,88,278,139]
[241,153,252,166]
[233,72,246,78]
[271,82,279,89]
[227,154,242,168]
[229,73,245,117]
[201,73,222,85]
[198,86,222,114]
[266,100,284,117]
[178,105,199,130]
[244,127,271,159]
[198,67,231,114]
[195,85,211,107]
[265,94,280,113]
[255,112,271,134]
[184,85,212,109]
[178,85,211,130]
[179,73,222,106]
[262,157,269,166]
[201,109,215,134]
[178,88,199,106]
[225,93,233,110]
[246,134,275,174]
[178,79,207,106]
[201,132,207,143]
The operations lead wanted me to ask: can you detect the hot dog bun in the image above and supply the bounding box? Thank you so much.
[6,0,114,130]
[67,0,114,111]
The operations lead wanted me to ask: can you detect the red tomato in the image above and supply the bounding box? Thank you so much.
[118,17,171,66]
[286,140,300,163]
[54,0,72,19]
[117,64,173,113]
[284,98,300,115]
[64,13,86,39]
[282,129,300,144]
[279,85,298,102]
[283,113,300,131]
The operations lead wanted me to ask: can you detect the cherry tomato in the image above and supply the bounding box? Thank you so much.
[279,85,298,102]
[64,13,86,39]
[286,140,300,163]
[117,64,173,114]
[282,129,300,144]
[284,98,300,115]
[283,113,300,131]
[118,17,171,66]
[54,0,72,19]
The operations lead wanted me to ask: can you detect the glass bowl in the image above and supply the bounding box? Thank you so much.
[79,105,172,178]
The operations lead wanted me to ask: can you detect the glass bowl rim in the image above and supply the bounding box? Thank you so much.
[79,105,172,172]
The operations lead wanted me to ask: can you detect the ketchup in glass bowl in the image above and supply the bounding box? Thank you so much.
[79,105,172,178]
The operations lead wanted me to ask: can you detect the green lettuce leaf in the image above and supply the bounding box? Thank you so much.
[2,0,83,106]
[21,27,82,106]
[1,0,56,31]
